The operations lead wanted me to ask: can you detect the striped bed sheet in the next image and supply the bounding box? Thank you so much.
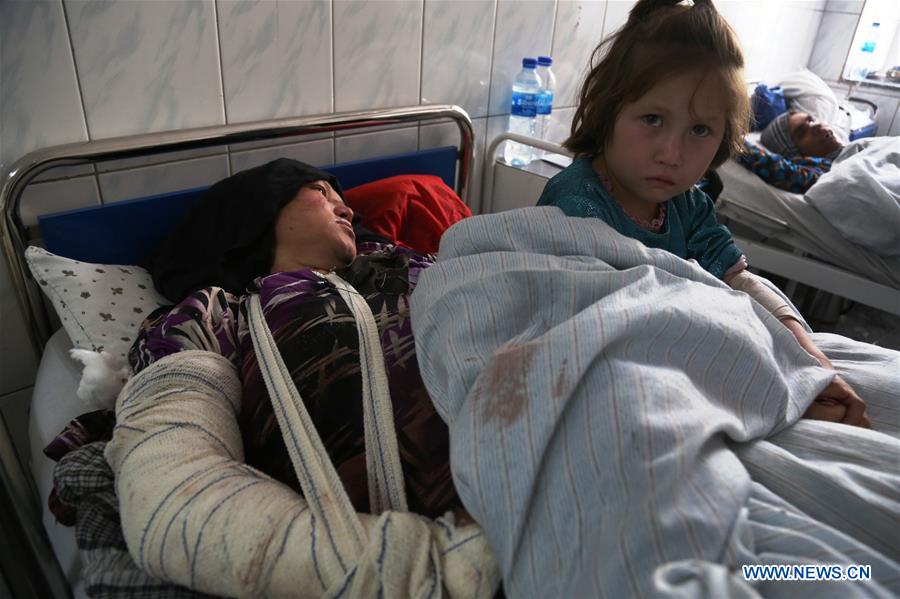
[411,207,900,598]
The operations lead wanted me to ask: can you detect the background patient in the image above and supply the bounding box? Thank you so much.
[760,110,844,159]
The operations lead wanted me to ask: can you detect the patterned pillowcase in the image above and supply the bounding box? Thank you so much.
[25,246,169,360]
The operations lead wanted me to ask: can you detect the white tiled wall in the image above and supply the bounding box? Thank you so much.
[0,0,87,167]
[65,0,225,139]
[808,11,862,81]
[551,1,608,110]
[488,0,556,117]
[334,1,423,112]
[809,0,900,136]
[217,0,333,122]
[0,0,866,399]
[421,0,495,119]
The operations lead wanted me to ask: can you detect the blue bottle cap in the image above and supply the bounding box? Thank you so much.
[522,57,537,68]
[537,56,553,66]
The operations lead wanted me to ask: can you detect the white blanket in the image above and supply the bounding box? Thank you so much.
[410,207,900,598]
[806,137,900,257]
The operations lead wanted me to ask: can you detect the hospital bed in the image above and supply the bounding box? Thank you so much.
[0,104,475,598]
[716,145,900,318]
[725,75,900,316]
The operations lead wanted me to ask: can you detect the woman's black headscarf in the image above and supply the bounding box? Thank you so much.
[143,158,386,302]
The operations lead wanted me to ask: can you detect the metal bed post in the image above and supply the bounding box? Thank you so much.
[0,104,473,595]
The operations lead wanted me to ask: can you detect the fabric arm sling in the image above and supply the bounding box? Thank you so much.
[105,274,499,598]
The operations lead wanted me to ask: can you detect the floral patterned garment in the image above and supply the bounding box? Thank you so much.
[734,139,832,194]
[128,243,459,518]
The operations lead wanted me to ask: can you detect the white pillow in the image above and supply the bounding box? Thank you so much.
[776,69,851,143]
[25,246,169,360]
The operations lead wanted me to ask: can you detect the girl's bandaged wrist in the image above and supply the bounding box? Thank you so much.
[727,270,792,317]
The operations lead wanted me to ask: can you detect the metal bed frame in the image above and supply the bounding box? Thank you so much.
[481,134,900,317]
[718,196,900,317]
[0,104,474,598]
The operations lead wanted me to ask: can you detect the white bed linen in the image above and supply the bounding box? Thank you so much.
[411,208,900,598]
[806,137,900,257]
[28,328,87,599]
[717,160,900,288]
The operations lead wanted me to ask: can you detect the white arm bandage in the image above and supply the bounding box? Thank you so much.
[106,350,498,598]
[727,270,796,321]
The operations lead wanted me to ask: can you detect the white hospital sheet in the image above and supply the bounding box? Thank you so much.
[717,160,900,288]
[411,207,900,598]
[28,328,87,597]
[806,137,900,257]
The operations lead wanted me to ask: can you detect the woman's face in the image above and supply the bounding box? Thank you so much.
[271,180,356,273]
[787,112,842,157]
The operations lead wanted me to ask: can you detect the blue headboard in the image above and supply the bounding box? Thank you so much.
[38,145,457,265]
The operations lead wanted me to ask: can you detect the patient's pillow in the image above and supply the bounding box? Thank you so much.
[777,70,851,143]
[344,175,471,254]
[25,246,168,360]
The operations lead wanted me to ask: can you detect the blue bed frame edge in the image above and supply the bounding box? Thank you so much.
[38,145,458,265]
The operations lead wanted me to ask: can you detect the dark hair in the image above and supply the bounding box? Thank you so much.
[565,0,750,169]
[144,159,344,301]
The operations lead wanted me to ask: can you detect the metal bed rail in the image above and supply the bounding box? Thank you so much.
[480,133,570,215]
[718,196,790,231]
[732,235,900,317]
[0,104,473,598]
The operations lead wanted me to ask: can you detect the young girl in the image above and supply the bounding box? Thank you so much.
[537,0,868,427]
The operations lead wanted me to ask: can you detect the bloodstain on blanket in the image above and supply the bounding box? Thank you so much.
[478,341,539,426]
[554,359,568,400]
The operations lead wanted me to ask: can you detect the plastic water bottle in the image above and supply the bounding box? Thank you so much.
[504,57,542,167]
[535,56,557,158]
[855,22,880,79]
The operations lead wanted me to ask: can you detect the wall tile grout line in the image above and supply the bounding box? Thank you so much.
[59,0,92,143]
[417,0,426,152]
[212,0,229,127]
[211,0,232,177]
[331,0,337,165]
[483,0,501,166]
[58,0,102,202]
[485,0,500,122]
[549,0,559,59]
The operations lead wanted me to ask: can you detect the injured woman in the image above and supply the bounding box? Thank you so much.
[46,158,499,597]
[737,111,900,258]
[410,207,900,598]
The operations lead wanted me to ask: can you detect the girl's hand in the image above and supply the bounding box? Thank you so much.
[779,317,871,428]
[803,374,871,428]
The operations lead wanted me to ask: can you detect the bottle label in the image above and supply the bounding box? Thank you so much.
[511,91,539,117]
[537,90,554,115]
